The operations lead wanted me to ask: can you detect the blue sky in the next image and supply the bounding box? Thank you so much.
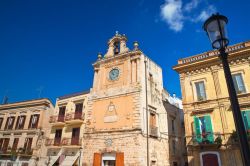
[0,0,250,104]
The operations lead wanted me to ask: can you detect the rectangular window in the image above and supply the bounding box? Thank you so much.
[23,138,32,153]
[16,115,26,129]
[172,119,175,133]
[5,117,15,130]
[242,110,250,131]
[29,114,40,129]
[172,140,176,155]
[58,106,66,122]
[54,129,62,146]
[71,128,80,145]
[1,138,10,152]
[150,113,156,127]
[195,81,206,101]
[193,115,214,143]
[232,73,246,94]
[75,103,83,119]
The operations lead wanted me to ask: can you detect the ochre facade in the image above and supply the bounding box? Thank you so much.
[173,41,250,166]
[0,98,54,165]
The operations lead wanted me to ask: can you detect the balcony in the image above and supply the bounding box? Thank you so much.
[45,138,62,147]
[49,115,65,127]
[61,137,82,147]
[65,112,84,125]
[0,148,33,157]
[149,126,158,137]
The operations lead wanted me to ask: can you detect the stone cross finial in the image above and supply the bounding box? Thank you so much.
[115,31,119,36]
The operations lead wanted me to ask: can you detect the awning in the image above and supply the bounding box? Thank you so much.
[60,155,79,166]
[49,156,60,166]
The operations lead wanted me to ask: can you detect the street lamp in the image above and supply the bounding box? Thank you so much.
[203,13,250,166]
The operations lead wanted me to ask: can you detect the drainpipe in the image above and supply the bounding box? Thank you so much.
[144,57,149,166]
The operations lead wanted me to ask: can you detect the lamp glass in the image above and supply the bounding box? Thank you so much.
[204,14,229,49]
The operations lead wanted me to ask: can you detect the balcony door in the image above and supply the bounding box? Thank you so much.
[71,128,80,145]
[75,103,83,119]
[55,129,62,145]
[58,106,66,122]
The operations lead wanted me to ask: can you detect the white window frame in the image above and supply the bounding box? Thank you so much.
[232,71,247,94]
[191,78,207,102]
[200,151,221,166]
[102,153,116,166]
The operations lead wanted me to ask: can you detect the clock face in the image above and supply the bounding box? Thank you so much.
[109,68,119,80]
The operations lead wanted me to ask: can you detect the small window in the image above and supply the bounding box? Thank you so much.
[0,118,3,129]
[172,140,176,154]
[195,81,206,101]
[232,73,246,94]
[172,119,175,133]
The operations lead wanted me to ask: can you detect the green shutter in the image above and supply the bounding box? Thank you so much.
[242,111,250,130]
[204,115,214,143]
[194,116,202,143]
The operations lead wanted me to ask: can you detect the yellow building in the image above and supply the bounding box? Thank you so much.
[173,41,250,166]
[45,91,88,166]
[0,98,54,166]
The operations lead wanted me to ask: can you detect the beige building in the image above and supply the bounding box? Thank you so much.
[173,41,250,166]
[45,91,88,166]
[0,98,54,166]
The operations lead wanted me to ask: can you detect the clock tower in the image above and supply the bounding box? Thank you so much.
[83,32,174,166]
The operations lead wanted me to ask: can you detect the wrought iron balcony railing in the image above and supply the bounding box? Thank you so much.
[49,115,65,123]
[61,137,82,146]
[65,112,84,122]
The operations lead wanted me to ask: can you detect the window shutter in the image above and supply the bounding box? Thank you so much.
[232,75,239,92]
[193,116,202,143]
[15,116,20,129]
[116,152,124,166]
[0,118,3,129]
[5,117,10,129]
[93,153,101,166]
[12,138,19,151]
[242,111,250,130]
[35,115,40,128]
[22,116,26,129]
[204,115,214,143]
[10,117,15,129]
[28,115,33,128]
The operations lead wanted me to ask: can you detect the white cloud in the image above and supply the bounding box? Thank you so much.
[184,0,200,12]
[160,0,217,32]
[160,0,184,32]
[194,5,216,22]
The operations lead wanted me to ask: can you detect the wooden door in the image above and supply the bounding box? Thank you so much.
[202,153,219,166]
[58,106,66,122]
[116,152,124,166]
[93,153,101,166]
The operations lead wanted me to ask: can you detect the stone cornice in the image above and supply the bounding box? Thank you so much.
[0,98,53,110]
[173,41,250,73]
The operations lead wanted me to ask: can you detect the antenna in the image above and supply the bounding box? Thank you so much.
[36,86,44,98]
[2,96,8,104]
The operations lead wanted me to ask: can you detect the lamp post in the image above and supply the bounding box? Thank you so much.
[203,13,250,166]
[79,147,83,166]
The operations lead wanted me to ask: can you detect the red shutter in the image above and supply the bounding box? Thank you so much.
[5,117,10,129]
[2,138,10,152]
[15,116,20,129]
[116,152,124,166]
[28,115,33,128]
[93,153,101,166]
[27,138,32,151]
[0,138,3,150]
